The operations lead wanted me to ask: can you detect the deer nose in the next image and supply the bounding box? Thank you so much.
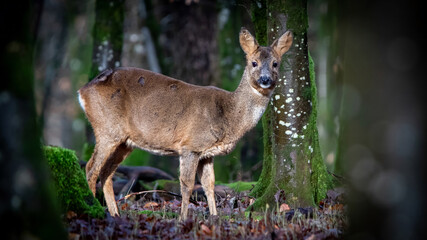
[258,76,272,88]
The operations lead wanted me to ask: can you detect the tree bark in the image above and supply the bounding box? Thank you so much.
[0,1,66,239]
[250,0,331,210]
[86,0,125,145]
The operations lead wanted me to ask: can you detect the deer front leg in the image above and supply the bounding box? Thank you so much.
[197,157,217,216]
[179,151,199,220]
[86,141,118,196]
[99,143,132,216]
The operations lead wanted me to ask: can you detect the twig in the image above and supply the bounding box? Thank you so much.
[116,190,199,205]
[327,170,347,182]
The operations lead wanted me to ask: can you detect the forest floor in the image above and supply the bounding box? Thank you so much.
[66,187,347,239]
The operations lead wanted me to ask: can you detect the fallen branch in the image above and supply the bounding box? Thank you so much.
[116,190,199,206]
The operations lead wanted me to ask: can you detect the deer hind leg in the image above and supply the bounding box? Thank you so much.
[179,151,200,220]
[197,157,217,216]
[86,141,118,197]
[99,143,132,216]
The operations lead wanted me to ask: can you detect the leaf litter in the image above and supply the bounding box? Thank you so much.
[66,187,347,239]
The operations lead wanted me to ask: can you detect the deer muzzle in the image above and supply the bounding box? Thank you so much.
[258,75,273,89]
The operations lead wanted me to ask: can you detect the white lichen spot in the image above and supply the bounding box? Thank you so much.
[308,145,313,153]
[287,93,291,97]
[275,95,281,100]
[274,106,278,112]
[292,133,298,138]
[308,159,311,164]
[285,97,292,103]
[279,120,286,126]
[297,113,301,117]
[291,127,296,130]
[296,97,301,101]
[303,125,307,130]
[289,109,294,112]
[271,28,274,32]
[292,144,296,147]
[285,122,291,127]
[289,88,294,93]
[280,104,285,109]
[288,113,292,117]
[306,82,309,85]
[300,135,304,139]
[285,130,292,135]
[277,110,281,114]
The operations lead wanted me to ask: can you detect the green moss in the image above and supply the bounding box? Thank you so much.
[251,0,268,46]
[44,146,104,218]
[153,179,181,193]
[139,210,179,219]
[306,53,332,202]
[225,181,257,193]
[283,0,309,35]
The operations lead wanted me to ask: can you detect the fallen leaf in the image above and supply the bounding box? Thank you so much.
[66,211,77,219]
[144,201,159,208]
[120,202,129,210]
[200,224,212,235]
[279,203,291,212]
[68,232,80,240]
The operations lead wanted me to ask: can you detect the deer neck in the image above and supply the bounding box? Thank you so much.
[231,69,272,133]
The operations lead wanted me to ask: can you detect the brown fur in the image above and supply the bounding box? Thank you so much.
[78,28,292,220]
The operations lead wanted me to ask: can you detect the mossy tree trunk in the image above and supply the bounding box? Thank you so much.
[0,2,66,239]
[86,0,124,144]
[250,0,331,210]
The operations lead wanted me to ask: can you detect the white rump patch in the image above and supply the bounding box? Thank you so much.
[78,92,86,112]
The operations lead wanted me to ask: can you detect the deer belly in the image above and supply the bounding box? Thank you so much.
[125,138,178,156]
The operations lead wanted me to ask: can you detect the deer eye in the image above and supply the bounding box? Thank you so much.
[252,61,258,67]
[272,62,278,68]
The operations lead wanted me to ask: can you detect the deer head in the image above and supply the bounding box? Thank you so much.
[239,28,292,97]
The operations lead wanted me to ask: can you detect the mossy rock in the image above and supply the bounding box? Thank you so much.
[44,146,104,218]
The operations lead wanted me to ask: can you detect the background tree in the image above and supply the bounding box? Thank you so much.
[250,0,331,210]
[0,1,66,238]
[85,0,125,145]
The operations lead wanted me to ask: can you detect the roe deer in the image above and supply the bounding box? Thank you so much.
[78,28,292,219]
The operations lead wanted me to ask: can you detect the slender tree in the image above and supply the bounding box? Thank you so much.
[250,0,331,210]
[86,0,125,144]
[0,1,66,239]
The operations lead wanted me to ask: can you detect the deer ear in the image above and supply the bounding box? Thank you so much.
[271,31,293,57]
[239,28,259,55]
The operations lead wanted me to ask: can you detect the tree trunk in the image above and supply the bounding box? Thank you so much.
[153,0,219,86]
[250,0,331,210]
[86,0,125,144]
[0,1,66,239]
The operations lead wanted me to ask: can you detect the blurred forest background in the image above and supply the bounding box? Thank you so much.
[35,0,343,183]
[2,0,427,239]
